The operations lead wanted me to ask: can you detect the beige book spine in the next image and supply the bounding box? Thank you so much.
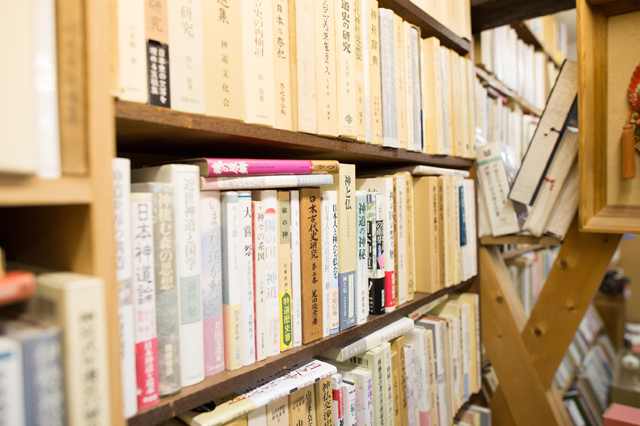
[226,416,249,426]
[334,0,357,140]
[466,59,477,159]
[273,0,293,130]
[458,56,471,158]
[314,377,335,426]
[203,0,244,120]
[424,329,439,426]
[266,396,289,425]
[452,177,462,285]
[391,336,408,426]
[242,0,276,126]
[367,0,383,145]
[314,0,338,137]
[288,0,317,134]
[413,177,439,293]
[449,50,463,157]
[403,172,416,301]
[441,176,453,287]
[440,46,453,155]
[354,0,366,142]
[421,38,444,155]
[390,349,402,426]
[403,21,414,151]
[278,191,293,351]
[289,387,308,426]
[436,178,446,289]
[393,15,407,150]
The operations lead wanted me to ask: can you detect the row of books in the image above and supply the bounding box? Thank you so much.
[112,158,478,416]
[409,0,472,41]
[475,25,559,111]
[167,293,481,426]
[506,246,559,317]
[454,405,491,426]
[476,60,578,239]
[116,0,478,158]
[526,16,570,66]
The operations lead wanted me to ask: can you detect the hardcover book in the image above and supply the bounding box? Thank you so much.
[239,192,257,365]
[290,190,303,347]
[278,191,293,350]
[314,0,338,137]
[367,0,383,145]
[335,0,358,140]
[272,0,293,130]
[252,200,268,361]
[379,8,398,148]
[0,337,24,424]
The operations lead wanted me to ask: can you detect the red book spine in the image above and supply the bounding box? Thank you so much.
[0,271,36,306]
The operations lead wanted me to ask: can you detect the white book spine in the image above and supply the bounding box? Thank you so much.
[117,0,148,102]
[404,344,418,426]
[410,28,422,152]
[0,338,25,425]
[321,191,333,337]
[111,158,137,418]
[439,47,451,155]
[34,0,60,179]
[335,0,358,139]
[253,201,267,361]
[239,192,256,366]
[167,0,206,113]
[328,191,340,334]
[343,380,357,426]
[247,405,268,426]
[362,0,371,143]
[262,191,281,356]
[292,0,317,133]
[290,191,303,347]
[379,9,398,148]
[404,22,414,152]
[222,192,243,370]
[242,0,276,126]
[461,304,471,402]
[396,174,407,305]
[384,179,395,312]
[356,192,368,325]
[382,343,395,426]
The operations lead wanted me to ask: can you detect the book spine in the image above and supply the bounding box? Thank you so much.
[338,165,357,331]
[392,337,409,426]
[252,201,268,361]
[403,344,417,426]
[355,350,384,426]
[290,191,303,347]
[111,158,137,416]
[117,0,147,102]
[458,56,471,158]
[360,0,371,143]
[278,191,293,351]
[145,0,171,108]
[315,377,335,426]
[203,0,244,120]
[331,374,344,426]
[461,304,471,401]
[335,0,357,140]
[304,386,317,426]
[437,178,446,288]
[242,0,276,126]
[379,9,398,148]
[410,27,422,152]
[343,380,357,426]
[465,59,477,158]
[204,159,314,177]
[354,0,366,142]
[355,193,368,325]
[383,182,396,312]
[450,50,463,157]
[329,191,340,334]
[273,0,293,130]
[394,174,407,306]
[239,192,256,365]
[288,388,307,426]
[289,0,317,134]
[201,174,333,190]
[262,191,280,356]
[424,329,439,426]
[394,14,407,150]
[174,167,205,386]
[452,178,461,285]
[321,191,332,337]
[404,173,416,301]
[439,46,452,155]
[266,396,289,425]
[382,344,395,426]
[421,38,443,154]
[222,192,243,370]
[367,0,382,145]
[300,188,324,344]
[200,191,225,376]
[390,349,401,426]
[367,193,384,315]
[131,192,160,409]
[314,0,339,137]
[167,0,205,113]
[403,21,414,152]
[412,330,431,426]
[0,338,25,424]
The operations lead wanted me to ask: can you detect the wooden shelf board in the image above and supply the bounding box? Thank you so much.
[511,22,561,68]
[471,0,575,33]
[378,0,470,55]
[501,244,546,260]
[115,101,474,169]
[127,278,476,426]
[481,235,562,246]
[0,176,92,207]
[475,68,543,116]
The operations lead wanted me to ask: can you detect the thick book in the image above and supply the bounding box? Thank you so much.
[331,373,345,426]
[348,346,385,426]
[242,0,276,126]
[117,0,147,102]
[458,55,471,158]
[314,0,338,137]
[355,192,369,325]
[366,192,385,316]
[202,174,334,191]
[367,0,383,145]
[0,271,37,307]
[390,336,409,426]
[288,0,318,134]
[401,172,416,302]
[321,190,339,335]
[221,192,243,370]
[130,182,181,396]
[144,0,170,108]
[422,37,444,155]
[112,158,137,415]
[315,376,336,426]
[31,272,111,426]
[252,200,268,361]
[509,60,578,205]
[278,191,293,350]
[335,366,374,426]
[3,318,64,426]
[252,190,281,355]
[404,327,432,426]
[272,0,293,131]
[180,360,337,426]
[202,0,244,120]
[403,343,417,426]
[239,192,257,365]
[132,164,205,387]
[131,192,160,409]
[0,337,24,424]
[288,386,313,426]
[299,188,324,344]
[439,46,453,156]
[168,0,205,113]
[335,0,358,140]
[290,190,303,347]
[200,191,226,374]
[320,317,414,362]
[181,158,339,177]
[392,173,407,306]
[394,14,407,150]
[382,342,395,426]
[266,396,289,425]
[378,9,398,148]
[449,50,464,157]
[416,317,449,426]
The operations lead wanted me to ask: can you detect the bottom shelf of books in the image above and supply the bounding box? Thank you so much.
[129,279,479,426]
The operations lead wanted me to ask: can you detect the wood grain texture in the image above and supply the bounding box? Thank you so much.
[480,235,562,246]
[501,245,546,260]
[476,68,543,116]
[595,0,640,15]
[377,0,470,55]
[471,0,576,33]
[480,246,557,426]
[0,177,91,206]
[115,101,474,169]
[127,279,475,426]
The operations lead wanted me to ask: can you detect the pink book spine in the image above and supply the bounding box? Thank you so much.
[385,272,395,310]
[205,159,312,176]
[135,339,159,409]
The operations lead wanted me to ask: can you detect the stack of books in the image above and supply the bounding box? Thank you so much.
[115,0,477,158]
[111,157,477,417]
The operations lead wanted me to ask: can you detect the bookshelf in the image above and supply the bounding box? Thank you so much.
[0,177,92,207]
[475,67,543,117]
[501,244,547,260]
[480,235,562,246]
[511,22,561,68]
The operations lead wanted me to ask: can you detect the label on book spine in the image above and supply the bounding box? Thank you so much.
[260,191,280,356]
[300,188,324,344]
[367,0,382,144]
[278,192,293,350]
[273,0,293,130]
[355,193,368,325]
[252,201,267,361]
[145,0,170,107]
[239,192,256,365]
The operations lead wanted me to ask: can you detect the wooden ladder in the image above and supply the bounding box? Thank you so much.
[480,217,621,425]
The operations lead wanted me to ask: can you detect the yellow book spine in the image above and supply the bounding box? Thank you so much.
[421,38,444,155]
